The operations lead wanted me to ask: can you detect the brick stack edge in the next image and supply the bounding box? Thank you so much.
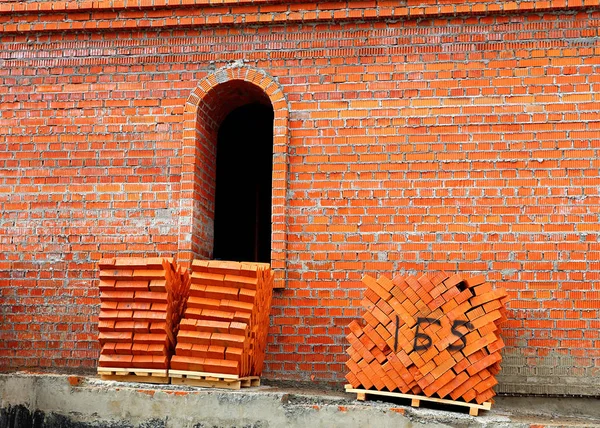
[171,260,274,377]
[97,257,189,370]
[97,257,274,378]
[346,272,508,404]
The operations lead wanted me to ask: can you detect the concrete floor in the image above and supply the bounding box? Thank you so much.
[1,372,599,428]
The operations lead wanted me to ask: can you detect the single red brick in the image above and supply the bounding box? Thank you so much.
[114,280,149,291]
[207,260,242,276]
[98,320,114,332]
[149,279,167,292]
[179,319,197,331]
[132,311,165,322]
[101,343,117,355]
[177,330,211,345]
[100,291,135,302]
[132,270,166,280]
[98,258,116,269]
[117,302,151,311]
[238,288,256,303]
[207,345,226,360]
[133,321,150,333]
[221,300,253,312]
[99,354,132,368]
[170,355,195,371]
[100,301,119,311]
[175,342,193,357]
[225,347,243,362]
[67,376,82,386]
[464,275,486,288]
[223,274,257,289]
[114,321,135,332]
[132,343,148,355]
[133,333,168,345]
[99,270,134,280]
[134,291,167,303]
[467,352,503,376]
[98,280,115,291]
[149,322,167,333]
[191,271,225,287]
[114,258,148,268]
[131,355,154,368]
[229,322,248,336]
[196,319,230,334]
[116,310,133,319]
[98,331,132,344]
[147,344,167,356]
[187,296,220,310]
[362,275,392,301]
[210,332,245,348]
[115,342,133,355]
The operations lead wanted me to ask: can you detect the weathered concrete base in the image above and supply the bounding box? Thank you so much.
[1,373,599,428]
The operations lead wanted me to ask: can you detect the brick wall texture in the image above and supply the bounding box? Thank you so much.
[1,1,600,396]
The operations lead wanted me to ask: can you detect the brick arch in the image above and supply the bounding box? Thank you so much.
[177,65,289,288]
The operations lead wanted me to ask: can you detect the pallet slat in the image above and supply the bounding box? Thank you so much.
[169,369,240,380]
[97,367,168,376]
[170,370,260,390]
[100,374,170,384]
[345,385,491,416]
[98,367,169,384]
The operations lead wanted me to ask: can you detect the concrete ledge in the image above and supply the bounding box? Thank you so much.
[1,372,599,428]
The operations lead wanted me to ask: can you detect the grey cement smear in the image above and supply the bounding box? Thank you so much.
[497,351,600,396]
[1,373,599,428]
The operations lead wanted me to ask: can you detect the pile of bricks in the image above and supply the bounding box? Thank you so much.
[170,260,274,377]
[346,272,507,405]
[97,258,190,371]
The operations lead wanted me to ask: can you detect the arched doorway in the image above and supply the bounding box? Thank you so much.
[213,103,274,263]
[177,66,288,288]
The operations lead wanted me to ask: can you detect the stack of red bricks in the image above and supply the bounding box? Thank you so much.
[346,272,507,405]
[97,258,190,371]
[170,260,274,377]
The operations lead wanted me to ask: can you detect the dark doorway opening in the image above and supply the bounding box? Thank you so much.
[213,103,274,263]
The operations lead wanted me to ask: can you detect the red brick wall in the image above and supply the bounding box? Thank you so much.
[1,1,599,395]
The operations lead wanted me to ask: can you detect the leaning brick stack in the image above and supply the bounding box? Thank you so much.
[345,272,508,409]
[170,260,274,379]
[97,257,190,380]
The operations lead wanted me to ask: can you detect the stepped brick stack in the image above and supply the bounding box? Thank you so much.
[170,260,274,377]
[346,272,508,405]
[97,258,190,371]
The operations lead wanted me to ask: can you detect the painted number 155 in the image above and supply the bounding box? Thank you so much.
[392,315,474,352]
[413,317,474,352]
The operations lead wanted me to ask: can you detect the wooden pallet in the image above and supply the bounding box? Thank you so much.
[169,369,260,390]
[345,385,492,416]
[98,367,169,384]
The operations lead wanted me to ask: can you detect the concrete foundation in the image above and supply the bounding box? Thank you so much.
[1,373,599,428]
